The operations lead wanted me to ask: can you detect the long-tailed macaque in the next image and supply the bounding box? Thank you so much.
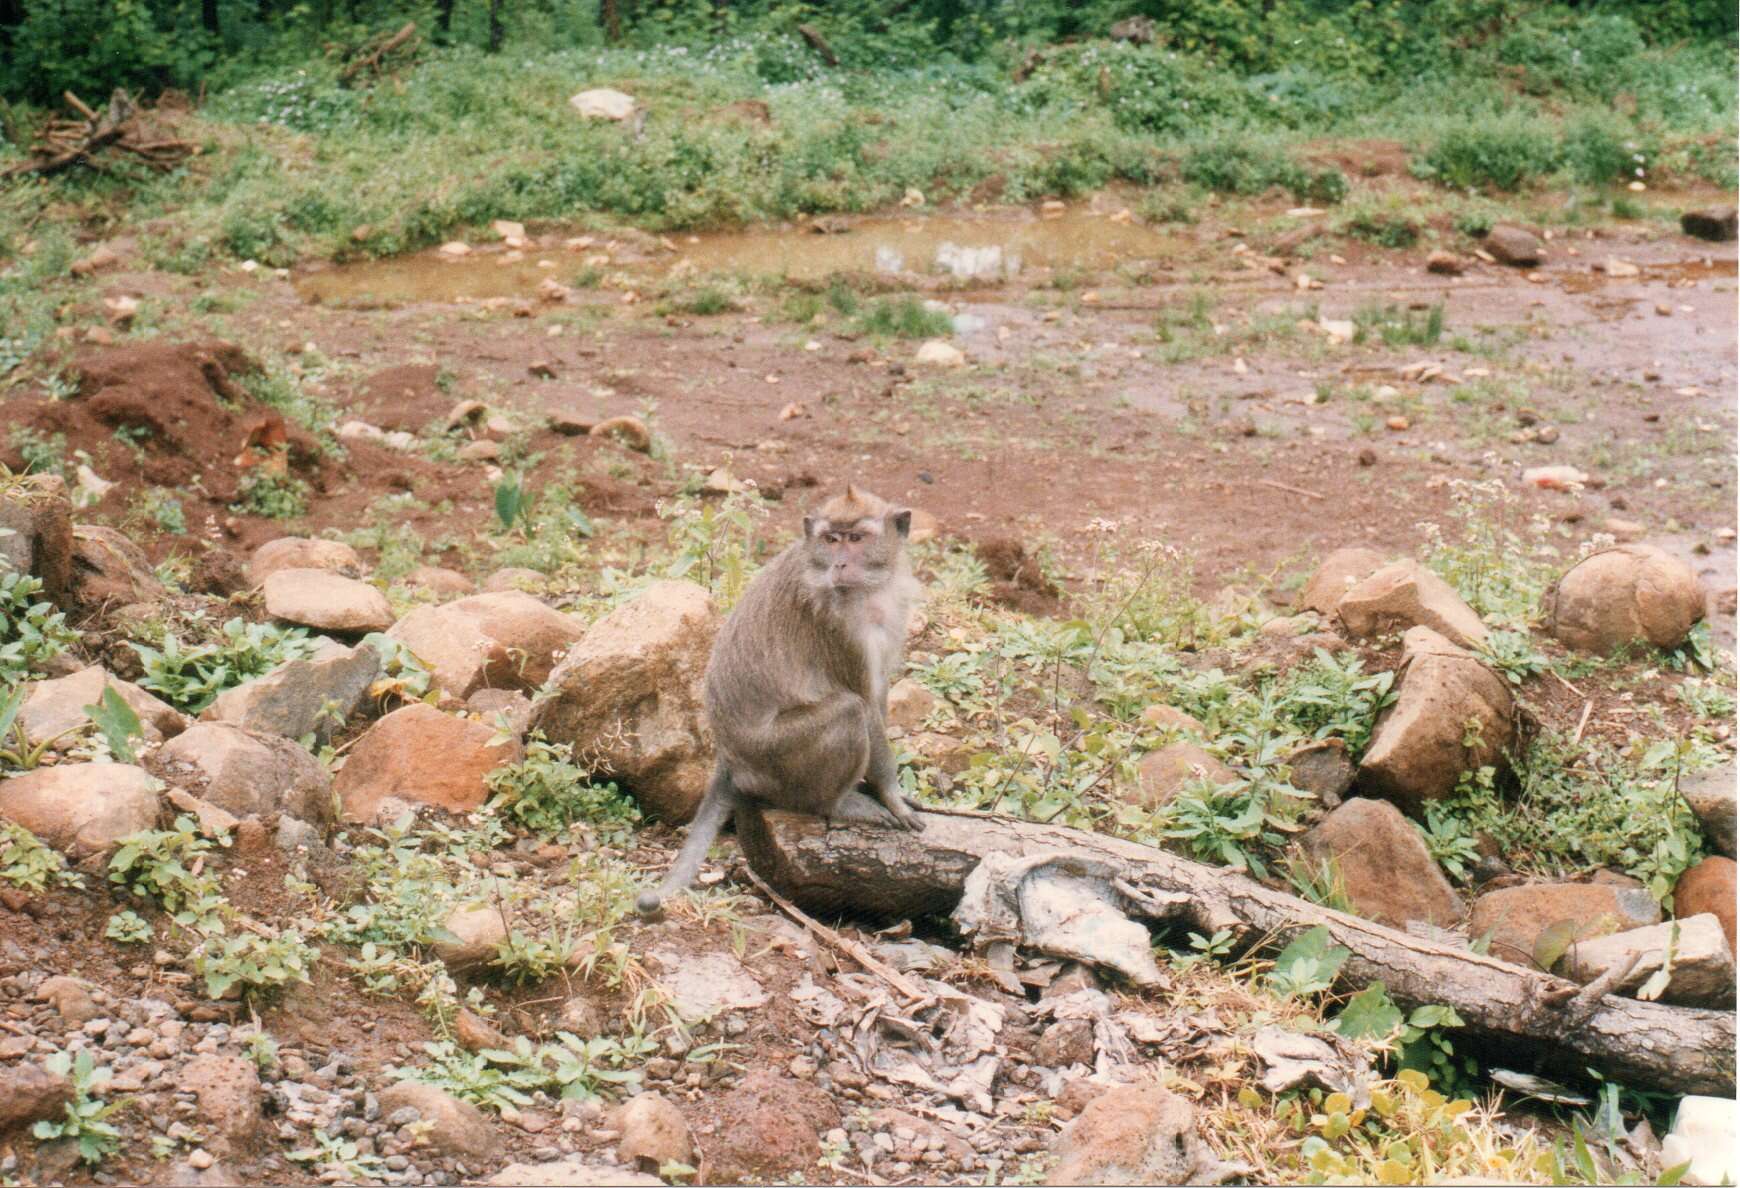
[637,485,924,916]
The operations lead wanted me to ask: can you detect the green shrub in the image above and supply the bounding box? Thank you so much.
[1418,120,1560,192]
[853,296,953,340]
[485,737,640,837]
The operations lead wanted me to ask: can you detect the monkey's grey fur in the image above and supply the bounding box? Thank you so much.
[637,486,924,916]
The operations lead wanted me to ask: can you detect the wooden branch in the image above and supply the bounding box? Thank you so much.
[736,806,1735,1096]
[338,21,419,85]
[796,23,839,66]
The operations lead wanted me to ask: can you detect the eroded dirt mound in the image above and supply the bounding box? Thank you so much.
[976,535,1061,614]
[0,340,325,503]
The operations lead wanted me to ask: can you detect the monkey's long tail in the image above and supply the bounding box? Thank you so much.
[635,767,737,917]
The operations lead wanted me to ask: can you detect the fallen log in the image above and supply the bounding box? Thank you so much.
[736,805,1735,1096]
[337,21,420,86]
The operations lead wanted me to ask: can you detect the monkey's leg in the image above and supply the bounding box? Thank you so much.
[636,764,737,917]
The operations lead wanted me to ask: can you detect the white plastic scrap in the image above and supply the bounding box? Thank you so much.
[951,851,1166,987]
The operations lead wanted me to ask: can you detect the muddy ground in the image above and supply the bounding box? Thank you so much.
[20,190,1737,614]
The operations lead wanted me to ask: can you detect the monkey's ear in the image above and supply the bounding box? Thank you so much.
[803,515,821,539]
[890,509,912,539]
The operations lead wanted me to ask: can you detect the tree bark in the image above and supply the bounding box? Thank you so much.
[736,806,1736,1097]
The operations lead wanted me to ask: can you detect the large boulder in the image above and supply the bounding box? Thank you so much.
[19,666,188,749]
[1045,1084,1223,1186]
[1469,879,1660,968]
[333,703,521,821]
[1675,857,1735,954]
[529,582,718,822]
[248,537,363,585]
[0,763,160,855]
[1545,545,1705,654]
[375,1081,498,1160]
[203,641,379,744]
[387,591,582,700]
[1559,914,1734,1007]
[0,473,73,606]
[263,569,394,634]
[1681,765,1736,859]
[69,524,164,610]
[1297,798,1463,929]
[151,722,333,824]
[1336,560,1488,649]
[1298,547,1389,616]
[1357,627,1513,815]
[1132,742,1236,808]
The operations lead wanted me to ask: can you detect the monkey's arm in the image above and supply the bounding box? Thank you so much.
[863,710,924,832]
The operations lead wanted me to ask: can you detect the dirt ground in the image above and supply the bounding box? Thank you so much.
[18,190,1735,617]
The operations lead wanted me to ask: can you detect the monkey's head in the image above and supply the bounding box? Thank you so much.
[802,484,912,592]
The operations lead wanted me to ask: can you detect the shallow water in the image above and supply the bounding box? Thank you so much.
[293,207,1183,306]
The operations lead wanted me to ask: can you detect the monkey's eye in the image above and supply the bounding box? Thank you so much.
[846,532,864,543]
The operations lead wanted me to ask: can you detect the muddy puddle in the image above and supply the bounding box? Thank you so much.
[294,207,1183,306]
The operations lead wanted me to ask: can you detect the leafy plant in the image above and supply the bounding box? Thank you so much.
[231,469,310,520]
[130,617,320,713]
[1478,630,1550,686]
[188,929,317,1000]
[83,685,143,763]
[1416,802,1481,883]
[1,820,82,892]
[108,815,224,916]
[0,570,80,683]
[105,909,154,944]
[1161,773,1304,878]
[485,736,639,838]
[32,1049,123,1165]
[1267,925,1351,997]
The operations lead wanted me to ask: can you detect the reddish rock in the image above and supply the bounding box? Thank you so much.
[1298,798,1463,929]
[1132,742,1236,808]
[334,704,521,821]
[1336,559,1488,649]
[1676,857,1736,954]
[1358,627,1513,815]
[1469,879,1660,968]
[530,582,718,823]
[1045,1084,1222,1185]
[1300,547,1392,617]
[1545,544,1704,654]
[702,1069,838,1183]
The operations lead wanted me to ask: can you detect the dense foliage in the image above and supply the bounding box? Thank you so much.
[1,0,1733,105]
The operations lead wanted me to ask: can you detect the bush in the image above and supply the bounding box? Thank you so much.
[1418,119,1561,192]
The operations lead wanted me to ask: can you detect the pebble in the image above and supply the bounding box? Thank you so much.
[187,1150,214,1170]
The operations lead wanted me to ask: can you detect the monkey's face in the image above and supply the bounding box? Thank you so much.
[803,508,911,592]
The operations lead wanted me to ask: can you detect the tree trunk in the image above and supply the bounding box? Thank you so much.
[736,806,1737,1097]
[202,0,219,35]
[486,0,503,51]
[436,0,454,36]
